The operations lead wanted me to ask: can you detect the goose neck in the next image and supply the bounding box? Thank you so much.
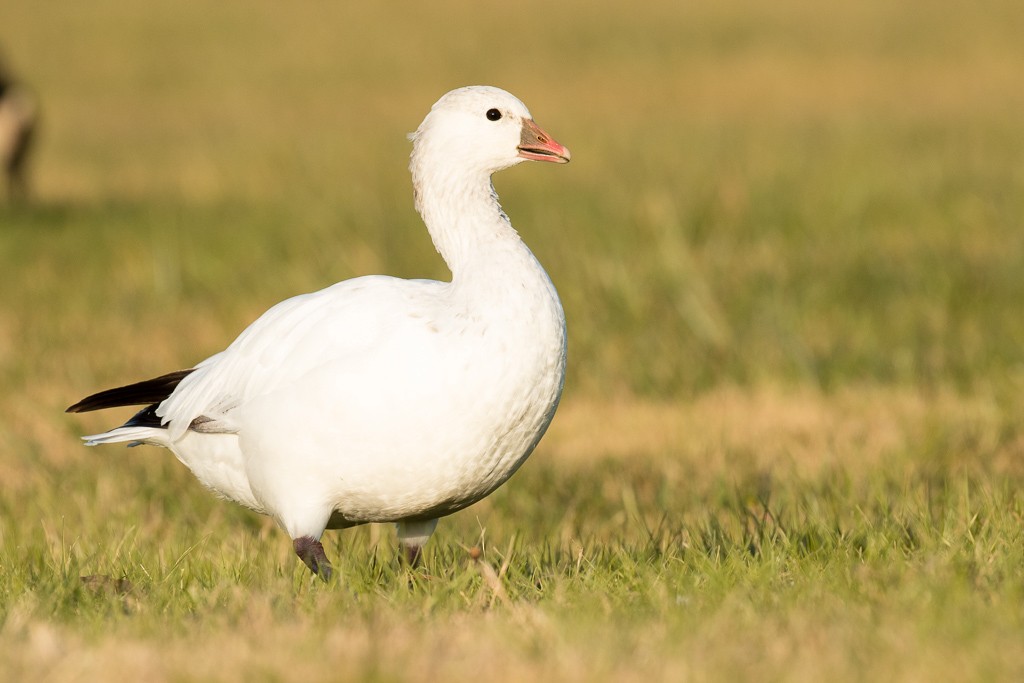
[412,165,522,280]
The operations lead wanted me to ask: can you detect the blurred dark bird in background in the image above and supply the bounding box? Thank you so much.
[0,54,38,201]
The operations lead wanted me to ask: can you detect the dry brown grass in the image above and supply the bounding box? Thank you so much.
[550,385,1020,476]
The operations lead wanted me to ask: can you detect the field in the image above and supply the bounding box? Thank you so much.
[2,0,1024,680]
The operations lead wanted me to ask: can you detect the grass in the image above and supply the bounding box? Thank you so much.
[2,0,1024,680]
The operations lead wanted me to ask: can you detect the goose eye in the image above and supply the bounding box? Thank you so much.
[486,108,502,121]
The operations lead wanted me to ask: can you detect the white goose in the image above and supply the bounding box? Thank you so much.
[68,86,571,581]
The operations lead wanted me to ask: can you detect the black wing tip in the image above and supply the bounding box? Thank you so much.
[66,394,112,413]
[66,400,90,414]
[123,403,164,429]
[66,369,194,414]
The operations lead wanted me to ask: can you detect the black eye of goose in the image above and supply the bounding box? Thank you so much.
[486,108,502,121]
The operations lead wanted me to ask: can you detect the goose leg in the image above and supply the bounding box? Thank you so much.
[293,536,334,582]
[396,518,438,568]
[404,544,424,567]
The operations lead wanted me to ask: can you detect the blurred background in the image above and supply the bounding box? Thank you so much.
[1,1,1023,677]
[0,0,1022,482]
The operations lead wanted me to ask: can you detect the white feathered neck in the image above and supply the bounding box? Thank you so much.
[409,143,533,291]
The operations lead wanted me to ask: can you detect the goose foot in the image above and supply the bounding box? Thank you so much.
[403,543,424,568]
[396,518,438,570]
[293,536,334,582]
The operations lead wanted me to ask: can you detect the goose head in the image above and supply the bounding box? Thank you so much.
[410,86,571,178]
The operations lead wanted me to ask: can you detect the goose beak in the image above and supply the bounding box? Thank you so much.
[518,119,571,163]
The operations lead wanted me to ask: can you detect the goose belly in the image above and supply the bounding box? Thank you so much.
[238,328,565,524]
[168,431,265,513]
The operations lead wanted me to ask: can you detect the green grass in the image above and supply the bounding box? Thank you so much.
[2,0,1024,680]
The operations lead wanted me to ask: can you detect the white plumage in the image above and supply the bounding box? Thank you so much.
[68,86,571,580]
